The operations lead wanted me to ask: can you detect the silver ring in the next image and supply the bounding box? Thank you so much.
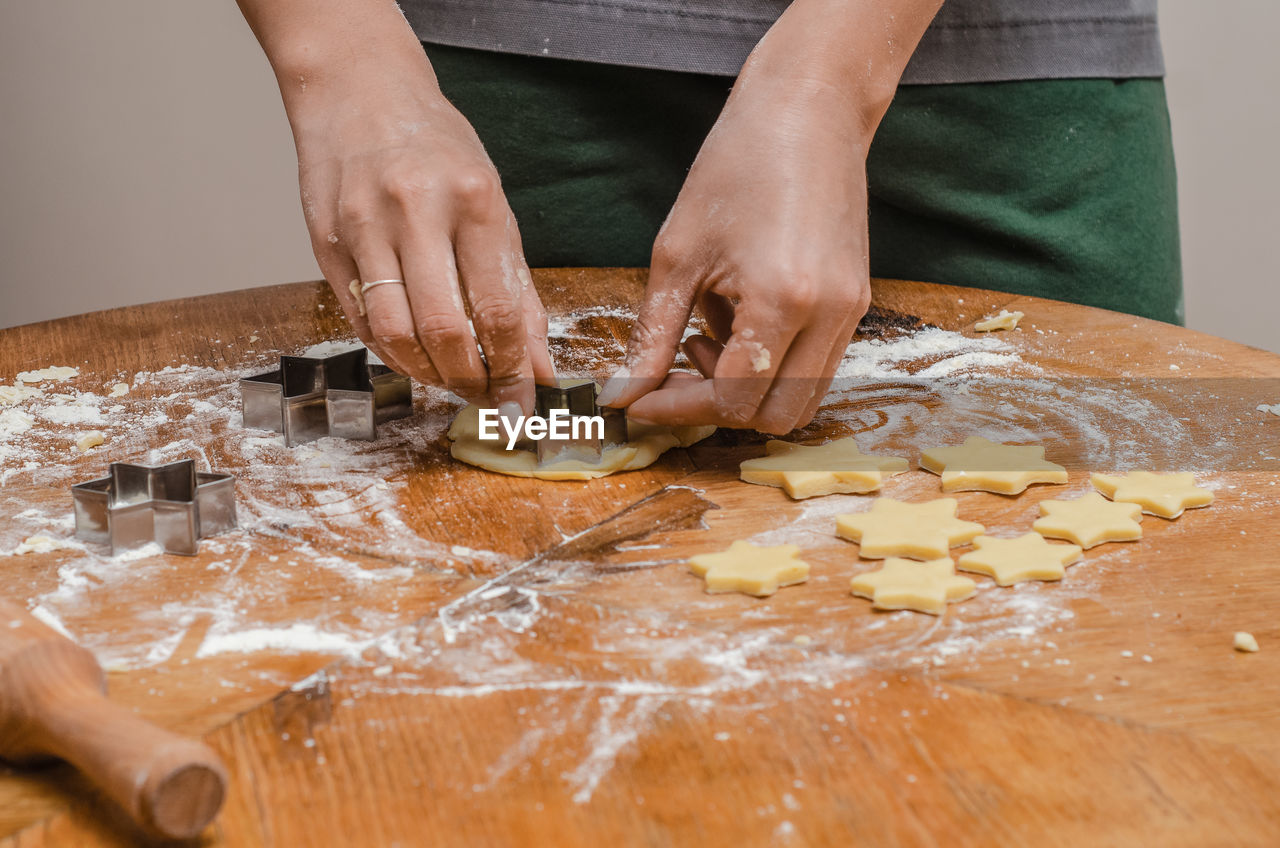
[360,279,405,295]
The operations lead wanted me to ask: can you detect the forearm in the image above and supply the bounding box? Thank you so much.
[737,0,944,145]
[235,0,442,144]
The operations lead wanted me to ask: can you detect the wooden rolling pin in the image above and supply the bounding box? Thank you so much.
[0,599,227,840]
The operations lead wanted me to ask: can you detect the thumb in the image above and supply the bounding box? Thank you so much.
[598,267,695,407]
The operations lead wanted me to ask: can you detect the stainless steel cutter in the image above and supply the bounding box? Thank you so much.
[239,347,411,446]
[533,379,628,465]
[72,459,237,556]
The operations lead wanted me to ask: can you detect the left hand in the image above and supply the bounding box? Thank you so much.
[597,70,873,435]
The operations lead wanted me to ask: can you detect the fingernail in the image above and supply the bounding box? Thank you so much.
[597,369,629,407]
[499,401,522,429]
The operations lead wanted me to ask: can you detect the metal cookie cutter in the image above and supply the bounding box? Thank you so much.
[239,347,411,446]
[72,459,237,556]
[533,379,628,465]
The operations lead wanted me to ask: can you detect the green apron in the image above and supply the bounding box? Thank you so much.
[427,43,1183,325]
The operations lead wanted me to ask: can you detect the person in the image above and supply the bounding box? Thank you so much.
[235,0,1180,435]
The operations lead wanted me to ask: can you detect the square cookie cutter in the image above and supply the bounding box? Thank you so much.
[72,459,238,556]
[239,347,412,446]
[533,379,628,465]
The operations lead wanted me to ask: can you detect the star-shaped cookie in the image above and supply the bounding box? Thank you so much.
[1033,492,1142,549]
[1090,471,1213,519]
[850,557,976,615]
[920,436,1068,495]
[688,541,811,597]
[957,533,1084,586]
[739,438,909,499]
[836,498,985,559]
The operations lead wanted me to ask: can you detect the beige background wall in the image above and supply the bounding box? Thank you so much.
[1,2,1276,353]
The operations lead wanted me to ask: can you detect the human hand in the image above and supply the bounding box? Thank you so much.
[290,54,553,413]
[598,74,873,434]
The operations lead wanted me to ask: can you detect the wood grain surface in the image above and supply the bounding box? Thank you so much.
[1,269,1278,846]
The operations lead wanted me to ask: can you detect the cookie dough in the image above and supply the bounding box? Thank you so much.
[1234,632,1259,653]
[107,382,130,397]
[447,403,715,480]
[688,541,810,597]
[1033,492,1142,549]
[739,438,908,499]
[975,310,1024,332]
[836,498,984,560]
[850,557,976,615]
[957,533,1083,586]
[16,366,78,384]
[0,384,43,406]
[920,436,1068,495]
[74,431,105,453]
[1090,471,1213,519]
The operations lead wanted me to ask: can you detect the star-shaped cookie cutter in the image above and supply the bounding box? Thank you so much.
[239,348,412,446]
[72,459,238,556]
[532,379,628,465]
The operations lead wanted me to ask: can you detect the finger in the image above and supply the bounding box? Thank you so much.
[680,334,723,379]
[708,299,804,426]
[353,247,442,386]
[597,262,696,408]
[454,216,536,414]
[794,318,860,426]
[697,291,735,343]
[626,375,719,427]
[749,321,849,435]
[315,248,404,373]
[509,231,556,385]
[399,233,488,398]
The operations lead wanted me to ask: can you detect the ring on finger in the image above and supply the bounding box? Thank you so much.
[360,278,406,295]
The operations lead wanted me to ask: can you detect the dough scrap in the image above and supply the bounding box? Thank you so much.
[1090,471,1213,519]
[739,438,908,499]
[0,384,43,406]
[850,557,976,615]
[920,436,1068,495]
[107,382,130,397]
[1033,492,1142,549]
[447,403,714,480]
[16,366,78,384]
[688,540,810,597]
[1233,632,1259,653]
[348,279,367,316]
[74,431,105,453]
[12,535,78,555]
[975,310,1024,332]
[957,533,1083,586]
[836,497,984,560]
[1257,403,1280,417]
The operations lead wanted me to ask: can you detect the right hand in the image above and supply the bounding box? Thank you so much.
[290,58,553,413]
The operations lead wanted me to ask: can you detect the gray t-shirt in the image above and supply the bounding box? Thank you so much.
[399,0,1163,83]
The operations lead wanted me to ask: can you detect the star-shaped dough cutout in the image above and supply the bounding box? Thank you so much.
[850,557,976,615]
[688,541,811,597]
[739,438,909,499]
[920,436,1068,495]
[1090,471,1213,519]
[836,498,984,559]
[956,534,1083,586]
[1033,492,1142,549]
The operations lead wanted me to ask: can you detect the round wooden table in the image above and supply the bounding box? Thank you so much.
[1,271,1278,846]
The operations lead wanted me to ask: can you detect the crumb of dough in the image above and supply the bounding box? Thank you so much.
[16,366,79,384]
[74,431,105,452]
[750,346,771,372]
[349,279,367,316]
[107,382,130,397]
[1234,632,1259,653]
[975,310,1024,332]
[0,384,43,405]
[1258,403,1280,417]
[792,635,812,645]
[13,535,78,555]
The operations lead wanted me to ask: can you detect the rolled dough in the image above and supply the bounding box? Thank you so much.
[447,403,715,480]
